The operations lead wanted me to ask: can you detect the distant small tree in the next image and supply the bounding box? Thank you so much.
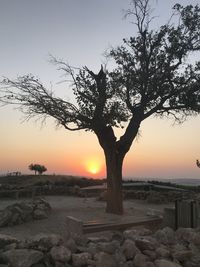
[29,164,47,175]
[196,160,200,168]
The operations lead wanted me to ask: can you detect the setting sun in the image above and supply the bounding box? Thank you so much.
[88,165,99,174]
[85,158,102,175]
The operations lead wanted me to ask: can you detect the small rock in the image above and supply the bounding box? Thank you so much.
[143,262,156,267]
[33,209,48,220]
[192,232,200,247]
[137,228,153,236]
[188,242,199,255]
[172,250,192,262]
[182,254,200,267]
[155,259,182,267]
[86,259,96,266]
[111,231,124,244]
[95,252,116,267]
[54,262,70,267]
[31,264,47,267]
[29,233,63,251]
[135,238,156,251]
[114,248,126,265]
[175,228,194,243]
[154,227,175,245]
[121,239,139,260]
[123,229,139,240]
[97,240,120,254]
[50,245,71,262]
[133,253,149,267]
[74,236,89,247]
[156,247,170,258]
[0,210,12,227]
[72,252,92,267]
[123,228,152,241]
[65,238,78,253]
[86,242,98,256]
[88,236,109,243]
[143,250,157,260]
[0,234,19,247]
[4,242,17,251]
[124,261,134,267]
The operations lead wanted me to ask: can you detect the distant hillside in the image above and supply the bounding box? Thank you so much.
[165,178,200,186]
[124,177,200,186]
[0,174,103,188]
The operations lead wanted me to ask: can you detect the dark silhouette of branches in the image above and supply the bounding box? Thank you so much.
[197,160,200,168]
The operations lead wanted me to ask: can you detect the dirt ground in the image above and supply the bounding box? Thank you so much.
[0,196,173,240]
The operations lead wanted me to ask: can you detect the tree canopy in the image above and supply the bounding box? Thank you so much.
[29,164,47,175]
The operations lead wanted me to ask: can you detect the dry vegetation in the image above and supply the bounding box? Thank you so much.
[0,175,103,189]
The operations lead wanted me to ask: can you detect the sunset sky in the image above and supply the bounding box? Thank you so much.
[0,0,200,179]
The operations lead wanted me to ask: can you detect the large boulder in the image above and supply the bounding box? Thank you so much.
[0,249,44,267]
[0,198,51,227]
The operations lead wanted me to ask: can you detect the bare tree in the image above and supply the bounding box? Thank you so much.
[1,0,200,214]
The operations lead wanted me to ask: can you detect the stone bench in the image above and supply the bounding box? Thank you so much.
[65,215,163,238]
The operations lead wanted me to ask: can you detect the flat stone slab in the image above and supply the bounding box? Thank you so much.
[65,215,162,235]
[83,216,162,233]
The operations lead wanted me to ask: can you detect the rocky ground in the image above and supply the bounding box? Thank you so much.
[0,226,200,266]
[0,196,198,266]
[0,196,173,240]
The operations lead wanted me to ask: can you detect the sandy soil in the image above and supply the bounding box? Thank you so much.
[0,196,173,240]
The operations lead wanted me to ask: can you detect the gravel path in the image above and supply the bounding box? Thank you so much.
[0,196,173,240]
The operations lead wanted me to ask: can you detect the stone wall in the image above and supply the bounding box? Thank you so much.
[97,189,195,204]
[124,190,196,204]
[0,185,85,199]
[0,226,199,266]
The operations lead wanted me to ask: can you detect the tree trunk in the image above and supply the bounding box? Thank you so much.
[95,117,142,215]
[104,148,125,214]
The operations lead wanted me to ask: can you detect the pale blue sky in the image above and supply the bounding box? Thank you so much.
[0,0,200,179]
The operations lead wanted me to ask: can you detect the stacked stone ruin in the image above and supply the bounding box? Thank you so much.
[0,226,200,266]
